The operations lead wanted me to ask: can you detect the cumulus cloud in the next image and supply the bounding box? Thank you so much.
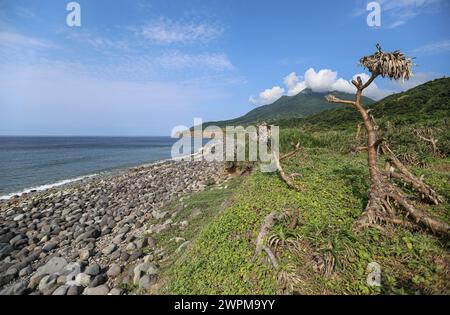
[250,67,395,105]
[283,72,307,96]
[249,86,285,106]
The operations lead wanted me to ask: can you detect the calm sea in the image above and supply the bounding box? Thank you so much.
[0,136,183,199]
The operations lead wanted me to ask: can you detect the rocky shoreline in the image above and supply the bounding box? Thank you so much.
[0,159,227,295]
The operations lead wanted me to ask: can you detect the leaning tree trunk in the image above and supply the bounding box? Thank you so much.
[326,74,449,236]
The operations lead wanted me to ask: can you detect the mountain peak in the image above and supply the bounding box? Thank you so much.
[203,90,375,128]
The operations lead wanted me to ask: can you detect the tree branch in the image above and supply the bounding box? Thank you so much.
[280,142,302,161]
[325,95,356,106]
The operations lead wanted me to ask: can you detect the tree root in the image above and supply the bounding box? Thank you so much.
[252,211,284,262]
[382,144,443,204]
[355,182,449,236]
[263,246,279,268]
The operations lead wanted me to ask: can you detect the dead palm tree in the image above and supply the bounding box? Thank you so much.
[326,44,448,236]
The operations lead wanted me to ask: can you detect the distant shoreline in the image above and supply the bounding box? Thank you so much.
[0,142,209,202]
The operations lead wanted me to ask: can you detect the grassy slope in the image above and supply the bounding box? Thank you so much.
[157,149,448,295]
[150,78,449,295]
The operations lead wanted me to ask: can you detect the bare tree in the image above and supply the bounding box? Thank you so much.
[325,44,448,236]
[412,128,440,156]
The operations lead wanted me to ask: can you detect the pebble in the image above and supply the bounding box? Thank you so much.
[78,249,93,261]
[74,273,91,287]
[83,284,110,295]
[106,264,121,278]
[84,263,101,276]
[0,160,225,295]
[101,244,117,256]
[67,285,83,295]
[139,275,157,291]
[52,285,69,295]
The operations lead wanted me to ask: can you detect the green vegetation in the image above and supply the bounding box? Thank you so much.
[157,149,448,294]
[202,89,374,128]
[151,78,449,295]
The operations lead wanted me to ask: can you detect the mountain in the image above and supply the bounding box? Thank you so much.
[202,89,375,128]
[276,77,450,129]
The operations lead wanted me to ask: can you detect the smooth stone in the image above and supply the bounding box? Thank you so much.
[106,264,121,278]
[101,244,117,256]
[52,284,69,295]
[28,273,47,290]
[74,273,91,287]
[19,266,33,277]
[64,262,82,281]
[110,250,121,260]
[0,281,27,295]
[78,249,93,261]
[83,284,110,295]
[57,275,67,285]
[138,274,157,290]
[13,214,25,222]
[42,242,57,252]
[125,242,136,253]
[108,287,122,295]
[84,263,100,276]
[89,274,107,287]
[36,257,68,276]
[38,274,58,295]
[66,285,83,295]
[133,262,159,285]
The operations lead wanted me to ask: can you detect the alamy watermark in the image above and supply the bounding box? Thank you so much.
[367,1,381,27]
[66,2,81,27]
[170,118,279,173]
[366,262,381,287]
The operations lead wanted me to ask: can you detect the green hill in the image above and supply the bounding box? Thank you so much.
[276,77,450,130]
[202,89,375,128]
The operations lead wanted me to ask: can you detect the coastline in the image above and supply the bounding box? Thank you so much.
[0,142,209,202]
[0,145,228,295]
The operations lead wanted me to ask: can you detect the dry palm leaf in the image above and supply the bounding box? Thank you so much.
[359,43,413,81]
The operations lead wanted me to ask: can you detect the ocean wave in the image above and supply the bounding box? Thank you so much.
[0,174,97,201]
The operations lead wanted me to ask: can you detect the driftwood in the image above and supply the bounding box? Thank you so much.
[280,142,302,161]
[252,211,284,264]
[273,150,302,192]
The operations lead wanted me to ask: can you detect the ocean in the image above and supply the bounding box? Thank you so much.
[0,136,184,199]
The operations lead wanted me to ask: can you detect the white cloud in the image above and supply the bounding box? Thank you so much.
[140,18,223,45]
[283,72,307,96]
[156,51,234,71]
[411,39,450,56]
[0,31,57,49]
[304,68,339,92]
[249,86,285,106]
[251,67,396,105]
[64,31,131,52]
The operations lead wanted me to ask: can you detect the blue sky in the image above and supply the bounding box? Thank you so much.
[0,0,449,136]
